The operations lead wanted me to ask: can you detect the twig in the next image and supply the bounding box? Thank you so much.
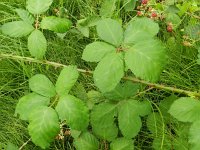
[186,12,200,20]
[0,53,200,98]
[19,138,31,150]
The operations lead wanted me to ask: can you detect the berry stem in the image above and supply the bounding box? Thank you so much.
[0,53,200,98]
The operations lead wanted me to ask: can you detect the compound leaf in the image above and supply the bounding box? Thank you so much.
[74,132,99,150]
[82,42,116,62]
[41,16,72,33]
[28,29,47,59]
[56,66,79,96]
[168,97,200,122]
[55,95,89,131]
[97,18,123,46]
[28,106,60,149]
[29,74,56,98]
[1,21,34,37]
[125,39,166,82]
[27,0,53,14]
[15,93,50,120]
[94,52,124,93]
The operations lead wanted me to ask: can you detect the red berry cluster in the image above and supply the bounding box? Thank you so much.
[136,2,159,20]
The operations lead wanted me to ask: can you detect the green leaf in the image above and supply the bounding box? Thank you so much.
[28,106,60,149]
[100,0,117,18]
[55,95,89,131]
[189,120,200,150]
[168,97,200,122]
[166,13,181,28]
[103,81,140,101]
[56,66,79,95]
[197,47,200,65]
[125,39,166,82]
[29,74,56,98]
[159,95,178,121]
[138,100,152,117]
[97,18,123,46]
[27,0,53,14]
[15,9,35,24]
[123,0,137,12]
[41,16,72,33]
[185,24,200,40]
[118,100,142,138]
[147,112,166,136]
[93,52,124,93]
[6,142,18,150]
[110,138,134,150]
[28,29,47,59]
[15,93,50,120]
[77,25,89,37]
[91,102,118,141]
[74,132,99,150]
[87,90,103,110]
[82,42,116,62]
[78,16,101,27]
[124,18,159,45]
[152,135,172,150]
[71,129,81,139]
[1,21,34,37]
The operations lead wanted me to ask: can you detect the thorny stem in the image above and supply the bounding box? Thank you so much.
[0,53,200,98]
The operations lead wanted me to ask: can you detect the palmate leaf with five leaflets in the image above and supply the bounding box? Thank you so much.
[55,95,89,131]
[91,102,118,141]
[168,97,200,122]
[96,18,123,47]
[28,106,60,149]
[29,74,56,98]
[1,21,34,37]
[125,39,166,82]
[93,52,124,93]
[40,16,72,33]
[82,42,116,62]
[56,66,79,96]
[110,138,134,150]
[28,29,47,59]
[27,0,53,14]
[15,93,50,120]
[74,132,99,150]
